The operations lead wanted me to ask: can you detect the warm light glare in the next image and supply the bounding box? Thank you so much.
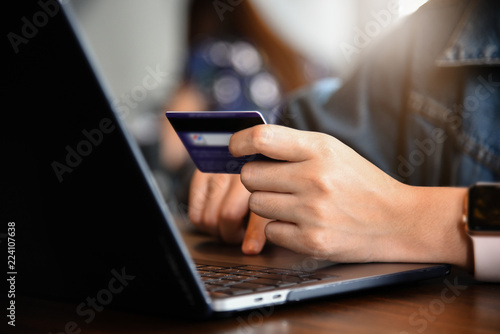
[399,0,429,17]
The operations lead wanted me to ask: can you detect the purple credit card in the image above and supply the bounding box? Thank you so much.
[165,111,276,174]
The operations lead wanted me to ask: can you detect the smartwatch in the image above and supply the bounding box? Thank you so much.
[463,183,500,282]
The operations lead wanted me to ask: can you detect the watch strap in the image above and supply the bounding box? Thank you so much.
[470,235,500,282]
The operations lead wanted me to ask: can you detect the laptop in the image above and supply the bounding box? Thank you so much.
[3,1,449,319]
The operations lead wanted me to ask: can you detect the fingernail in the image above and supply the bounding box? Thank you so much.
[242,239,260,255]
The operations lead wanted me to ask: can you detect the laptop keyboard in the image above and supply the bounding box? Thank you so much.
[196,263,337,296]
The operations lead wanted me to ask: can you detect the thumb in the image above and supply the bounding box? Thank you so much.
[242,213,270,255]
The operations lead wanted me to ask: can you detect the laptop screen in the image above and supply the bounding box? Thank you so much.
[3,1,210,317]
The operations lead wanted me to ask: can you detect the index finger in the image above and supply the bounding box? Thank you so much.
[241,213,271,255]
[229,124,316,162]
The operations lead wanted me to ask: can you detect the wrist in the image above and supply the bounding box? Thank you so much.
[393,185,472,270]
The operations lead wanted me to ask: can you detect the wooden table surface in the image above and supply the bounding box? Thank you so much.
[10,267,500,334]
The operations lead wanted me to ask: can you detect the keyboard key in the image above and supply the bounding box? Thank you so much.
[253,273,288,280]
[197,270,211,275]
[247,278,281,286]
[307,273,339,280]
[248,278,291,286]
[261,269,296,275]
[203,272,234,278]
[217,269,248,274]
[225,275,257,281]
[257,274,319,283]
[221,288,254,295]
[229,282,275,291]
[236,265,270,271]
[202,266,227,271]
[200,276,219,282]
[205,285,230,292]
[283,270,314,277]
[206,279,240,286]
[233,270,263,276]
[247,278,298,287]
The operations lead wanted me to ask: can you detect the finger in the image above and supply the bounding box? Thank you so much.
[248,191,301,223]
[264,220,304,254]
[218,176,250,244]
[188,171,230,236]
[240,160,304,194]
[188,169,209,225]
[242,213,271,255]
[229,124,317,162]
[201,174,231,234]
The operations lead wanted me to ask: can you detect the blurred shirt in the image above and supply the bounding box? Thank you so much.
[279,0,500,186]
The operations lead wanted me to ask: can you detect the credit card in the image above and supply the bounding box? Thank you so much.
[165,111,275,173]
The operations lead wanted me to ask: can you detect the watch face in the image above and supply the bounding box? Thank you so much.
[468,184,500,232]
